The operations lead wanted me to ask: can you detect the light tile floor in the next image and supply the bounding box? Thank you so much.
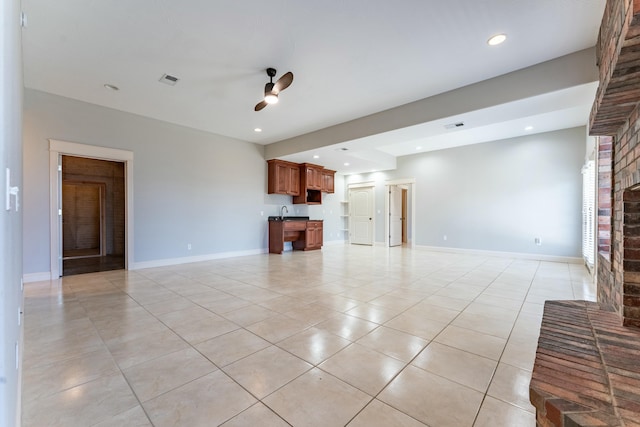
[22,245,596,426]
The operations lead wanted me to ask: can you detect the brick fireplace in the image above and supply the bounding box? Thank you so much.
[530,0,640,426]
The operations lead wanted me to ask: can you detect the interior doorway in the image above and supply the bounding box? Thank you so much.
[385,179,416,247]
[61,155,125,276]
[349,185,375,245]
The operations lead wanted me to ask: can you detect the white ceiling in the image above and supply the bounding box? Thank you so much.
[21,0,606,174]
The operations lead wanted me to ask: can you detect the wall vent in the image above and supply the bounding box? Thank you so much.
[444,122,465,129]
[159,74,179,86]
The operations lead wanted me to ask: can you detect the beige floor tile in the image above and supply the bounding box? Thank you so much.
[94,313,171,346]
[223,303,278,326]
[93,405,152,427]
[319,343,406,395]
[345,303,402,324]
[500,334,538,371]
[347,399,427,426]
[23,331,107,370]
[199,295,254,314]
[22,372,138,427]
[263,368,371,427]
[356,326,428,362]
[140,296,199,316]
[474,396,536,427]
[22,348,118,403]
[283,302,339,327]
[315,294,361,312]
[220,402,290,427]
[23,247,587,426]
[384,311,448,341]
[107,328,190,369]
[259,295,309,312]
[422,294,470,310]
[451,311,515,339]
[143,370,257,427]
[156,305,218,328]
[378,365,484,427]
[246,313,311,342]
[369,294,417,311]
[196,328,271,367]
[169,315,239,345]
[277,327,351,365]
[487,363,535,413]
[411,342,497,392]
[123,347,217,401]
[406,302,461,323]
[223,345,312,398]
[315,313,379,341]
[435,325,507,360]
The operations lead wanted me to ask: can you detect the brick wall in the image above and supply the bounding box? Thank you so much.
[591,0,640,327]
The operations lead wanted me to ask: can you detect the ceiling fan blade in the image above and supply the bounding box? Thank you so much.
[255,100,268,111]
[272,72,293,94]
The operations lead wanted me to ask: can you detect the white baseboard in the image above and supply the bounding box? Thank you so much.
[323,239,348,246]
[130,248,268,270]
[414,245,583,264]
[22,272,53,283]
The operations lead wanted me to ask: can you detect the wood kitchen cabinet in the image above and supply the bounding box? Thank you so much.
[269,219,323,253]
[267,160,334,204]
[321,169,335,193]
[293,163,323,204]
[267,159,300,196]
[305,220,323,250]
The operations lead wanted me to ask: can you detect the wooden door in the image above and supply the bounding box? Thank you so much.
[62,182,105,258]
[349,187,374,245]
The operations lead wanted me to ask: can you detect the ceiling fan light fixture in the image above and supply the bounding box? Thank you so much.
[264,93,279,104]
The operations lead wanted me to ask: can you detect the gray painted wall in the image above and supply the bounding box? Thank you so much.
[1,0,24,424]
[346,127,586,258]
[23,89,343,276]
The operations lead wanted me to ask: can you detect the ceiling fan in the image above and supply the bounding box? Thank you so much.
[254,68,293,111]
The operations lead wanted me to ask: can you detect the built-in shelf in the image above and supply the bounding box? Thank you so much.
[340,201,349,239]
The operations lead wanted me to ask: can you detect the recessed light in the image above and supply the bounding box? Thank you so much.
[487,34,507,46]
[525,126,533,131]
[254,128,262,132]
[416,146,422,150]
[344,162,350,166]
[103,84,119,91]
[313,155,319,159]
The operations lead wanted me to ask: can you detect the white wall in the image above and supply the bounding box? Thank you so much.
[23,89,344,277]
[346,127,586,258]
[1,0,24,425]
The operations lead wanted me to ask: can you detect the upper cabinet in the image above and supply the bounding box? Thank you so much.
[294,163,323,204]
[267,160,335,204]
[267,159,300,196]
[321,169,335,194]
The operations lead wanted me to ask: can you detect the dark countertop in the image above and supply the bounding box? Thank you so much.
[268,216,311,221]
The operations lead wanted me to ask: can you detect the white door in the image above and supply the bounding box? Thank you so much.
[389,185,402,246]
[350,186,374,245]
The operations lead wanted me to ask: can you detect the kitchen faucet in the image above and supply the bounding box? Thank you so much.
[280,205,288,220]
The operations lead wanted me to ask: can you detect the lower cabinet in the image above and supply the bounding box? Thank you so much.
[270,220,323,253]
[305,221,323,250]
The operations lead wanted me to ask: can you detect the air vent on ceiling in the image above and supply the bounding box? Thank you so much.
[159,74,179,86]
[444,122,465,129]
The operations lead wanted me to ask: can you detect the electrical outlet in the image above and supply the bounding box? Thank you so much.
[535,237,542,246]
[443,235,447,241]
[187,243,192,250]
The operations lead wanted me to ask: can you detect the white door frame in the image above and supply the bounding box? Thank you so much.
[347,181,375,245]
[384,178,416,247]
[49,139,134,278]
